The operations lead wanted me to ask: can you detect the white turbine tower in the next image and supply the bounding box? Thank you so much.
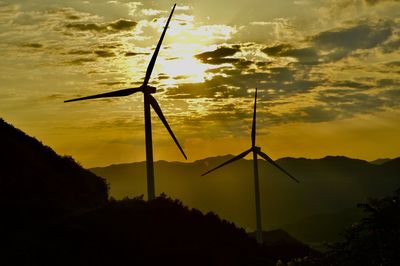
[202,88,299,244]
[65,4,186,200]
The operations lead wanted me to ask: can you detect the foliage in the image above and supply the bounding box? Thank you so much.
[292,188,400,266]
[324,188,400,266]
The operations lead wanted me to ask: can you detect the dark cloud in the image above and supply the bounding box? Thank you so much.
[283,106,339,123]
[385,61,400,67]
[317,90,387,117]
[262,44,292,56]
[380,89,400,104]
[21,43,43,48]
[166,67,321,100]
[330,80,371,90]
[195,46,241,65]
[364,0,400,5]
[109,19,137,31]
[313,23,392,50]
[65,23,104,32]
[262,44,319,65]
[157,74,170,80]
[281,48,319,65]
[65,19,137,33]
[67,49,92,55]
[98,81,126,86]
[125,52,150,57]
[94,50,115,58]
[381,37,400,53]
[69,58,96,65]
[262,21,395,65]
[377,79,400,87]
[312,21,393,61]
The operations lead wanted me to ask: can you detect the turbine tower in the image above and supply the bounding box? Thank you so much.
[65,4,186,200]
[202,88,299,244]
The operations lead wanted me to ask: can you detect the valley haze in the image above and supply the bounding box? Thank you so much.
[91,155,400,243]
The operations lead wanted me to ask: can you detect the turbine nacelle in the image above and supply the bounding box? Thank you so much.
[143,85,156,94]
[253,146,261,152]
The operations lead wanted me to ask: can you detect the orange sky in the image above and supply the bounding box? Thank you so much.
[0,0,399,167]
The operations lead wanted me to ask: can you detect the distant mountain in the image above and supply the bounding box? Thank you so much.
[91,155,400,243]
[0,118,108,217]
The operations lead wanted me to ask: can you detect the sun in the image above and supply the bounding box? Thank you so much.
[159,55,208,84]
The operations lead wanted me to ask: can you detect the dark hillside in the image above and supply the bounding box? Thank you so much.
[0,118,108,217]
[39,196,274,266]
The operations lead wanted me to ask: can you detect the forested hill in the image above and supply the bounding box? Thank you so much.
[0,118,108,215]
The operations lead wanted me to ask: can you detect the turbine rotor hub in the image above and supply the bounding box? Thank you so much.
[146,86,156,94]
[254,146,261,152]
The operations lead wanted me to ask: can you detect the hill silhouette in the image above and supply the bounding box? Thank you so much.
[249,229,321,262]
[91,154,400,243]
[0,118,319,265]
[0,118,108,218]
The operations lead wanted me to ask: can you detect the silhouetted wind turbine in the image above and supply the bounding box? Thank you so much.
[64,4,186,200]
[201,88,299,244]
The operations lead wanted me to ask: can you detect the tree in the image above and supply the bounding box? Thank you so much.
[324,188,400,266]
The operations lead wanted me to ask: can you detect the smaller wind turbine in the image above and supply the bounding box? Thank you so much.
[64,4,186,201]
[202,88,299,244]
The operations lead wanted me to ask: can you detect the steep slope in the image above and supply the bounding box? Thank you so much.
[0,118,108,216]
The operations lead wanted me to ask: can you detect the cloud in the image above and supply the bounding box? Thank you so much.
[69,57,96,65]
[195,46,241,64]
[263,20,395,64]
[311,20,393,61]
[283,105,340,123]
[165,65,321,100]
[262,44,319,64]
[381,37,400,53]
[67,49,92,55]
[65,19,137,32]
[312,22,392,50]
[385,61,400,67]
[20,43,43,48]
[141,9,164,16]
[124,51,150,57]
[364,0,400,5]
[94,50,115,57]
[262,44,292,56]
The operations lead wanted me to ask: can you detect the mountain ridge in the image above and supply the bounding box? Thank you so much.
[90,154,400,243]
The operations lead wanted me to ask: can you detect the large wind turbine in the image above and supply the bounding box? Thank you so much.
[202,88,299,244]
[65,4,186,200]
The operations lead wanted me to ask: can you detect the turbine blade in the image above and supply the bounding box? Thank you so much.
[251,88,257,147]
[64,87,142,103]
[201,148,252,176]
[148,94,187,160]
[257,150,299,183]
[142,4,176,87]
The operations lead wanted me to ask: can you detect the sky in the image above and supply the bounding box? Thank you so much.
[0,0,399,167]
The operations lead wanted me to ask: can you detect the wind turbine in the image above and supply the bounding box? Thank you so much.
[64,4,186,200]
[201,88,299,244]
